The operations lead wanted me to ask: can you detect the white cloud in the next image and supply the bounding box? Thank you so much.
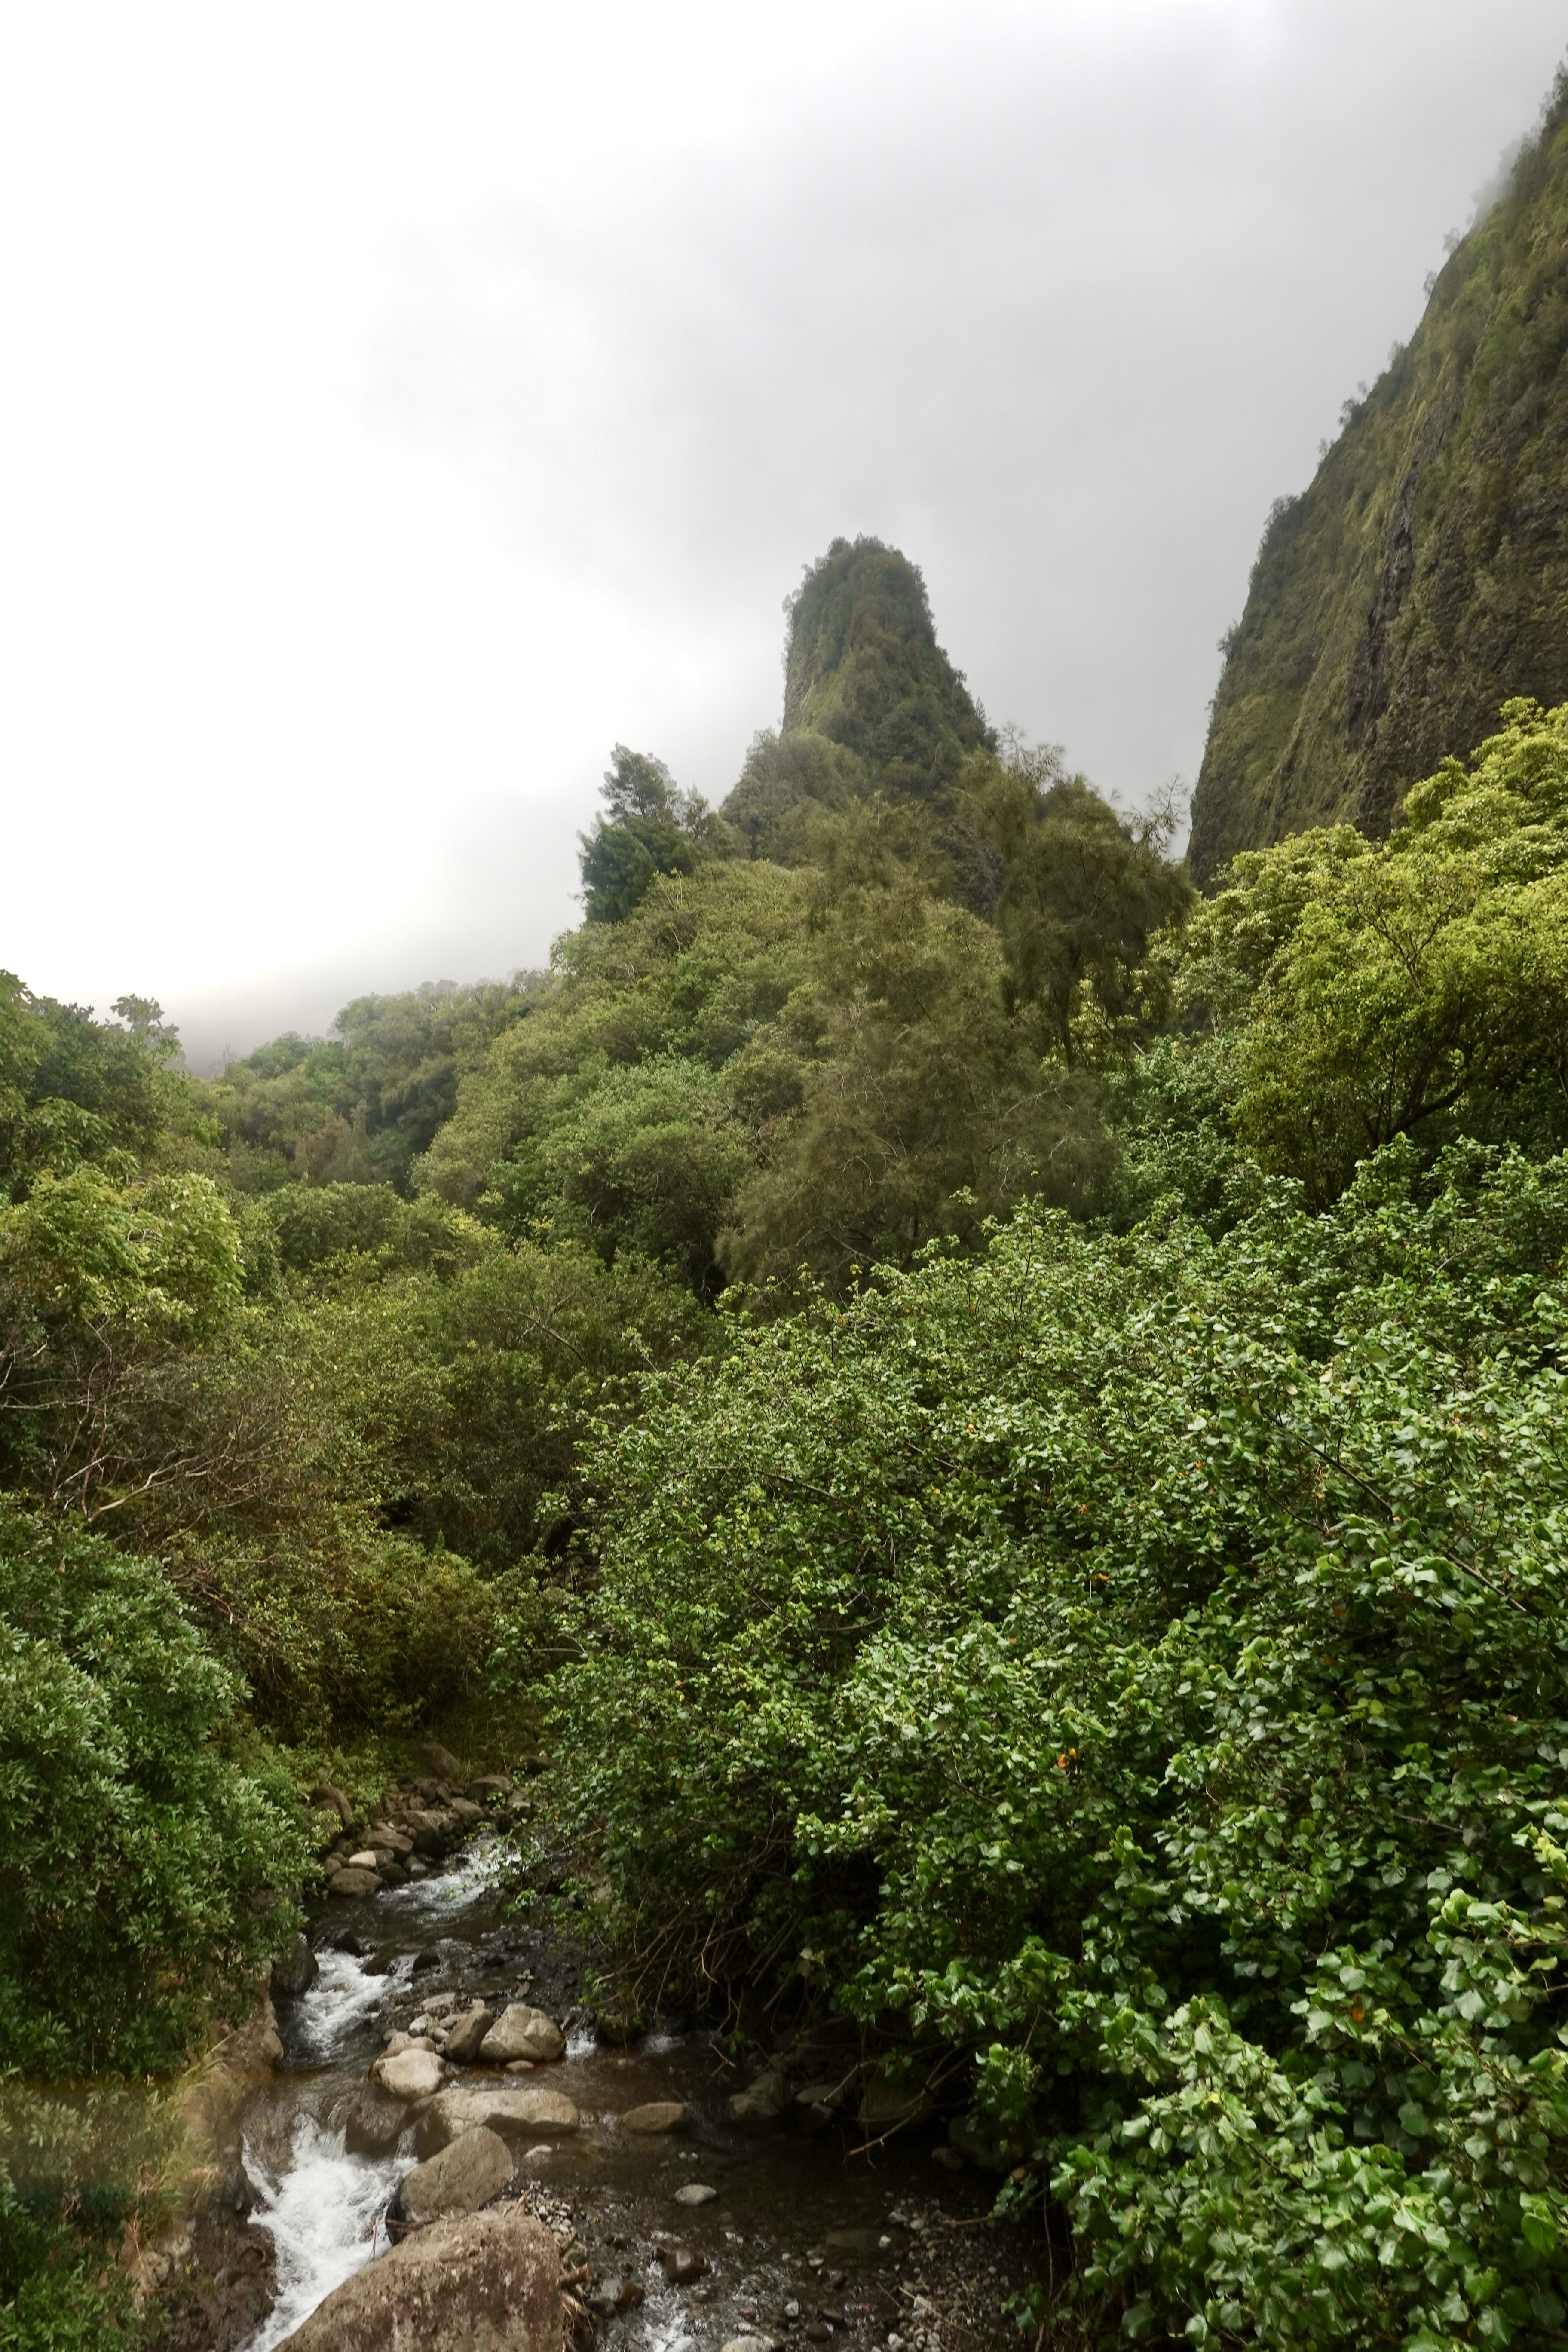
[0,0,1563,1059]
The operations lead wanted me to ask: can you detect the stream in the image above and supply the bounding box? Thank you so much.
[230,1838,1031,2352]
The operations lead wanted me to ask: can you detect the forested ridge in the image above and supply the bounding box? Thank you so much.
[9,534,1568,2351]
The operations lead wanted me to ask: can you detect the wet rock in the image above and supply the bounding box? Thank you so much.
[589,2279,647,2318]
[417,1741,462,1780]
[728,2068,791,2125]
[858,2074,933,2130]
[948,2110,1031,2171]
[621,2100,688,2134]
[327,1866,380,1898]
[824,2228,894,2260]
[270,1935,318,1999]
[478,2002,565,2065]
[395,2125,514,2224]
[434,2084,580,2139]
[661,2245,708,2285]
[375,2046,447,2100]
[672,2182,717,2205]
[594,2008,646,2045]
[271,2203,560,2352]
[406,1808,458,1857]
[442,2003,496,2064]
[343,2086,407,2157]
[410,1948,442,1976]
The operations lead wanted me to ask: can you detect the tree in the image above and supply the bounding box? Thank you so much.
[578,745,730,924]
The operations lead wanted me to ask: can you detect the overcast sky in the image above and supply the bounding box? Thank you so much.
[2,2,1564,1067]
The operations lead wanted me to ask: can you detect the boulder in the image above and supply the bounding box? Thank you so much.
[347,1849,379,1871]
[308,1782,354,1826]
[466,1775,512,1801]
[405,1808,458,1857]
[478,2003,566,2066]
[417,1741,462,1781]
[621,2100,688,2134]
[858,2074,932,2130]
[375,2047,447,2101]
[271,2204,560,2352]
[442,2004,496,2064]
[948,2109,1031,2172]
[433,2085,580,2141]
[270,1935,318,1999]
[449,1796,484,1826]
[328,1866,380,1899]
[343,2086,407,2158]
[395,2126,514,2224]
[661,2246,707,2285]
[672,2182,717,2205]
[728,2069,791,2125]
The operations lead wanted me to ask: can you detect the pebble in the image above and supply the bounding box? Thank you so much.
[673,2183,718,2206]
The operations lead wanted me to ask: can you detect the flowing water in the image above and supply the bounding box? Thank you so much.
[235,1842,1028,2351]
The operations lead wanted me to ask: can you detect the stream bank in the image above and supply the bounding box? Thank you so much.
[160,1777,1041,2352]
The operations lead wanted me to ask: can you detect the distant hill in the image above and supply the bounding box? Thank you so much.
[1189,71,1568,883]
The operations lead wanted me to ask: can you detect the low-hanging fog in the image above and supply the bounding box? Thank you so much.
[1,0,1563,1066]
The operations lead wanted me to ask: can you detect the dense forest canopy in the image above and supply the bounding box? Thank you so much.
[9,531,1568,2351]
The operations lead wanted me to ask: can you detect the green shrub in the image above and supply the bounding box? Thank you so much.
[0,1502,308,2086]
[559,1142,1568,2348]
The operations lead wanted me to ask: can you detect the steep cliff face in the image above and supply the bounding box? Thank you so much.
[722,536,995,855]
[1189,74,1568,883]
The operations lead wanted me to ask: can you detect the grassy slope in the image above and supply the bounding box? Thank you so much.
[1189,73,1568,881]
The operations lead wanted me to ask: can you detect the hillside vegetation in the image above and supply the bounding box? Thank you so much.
[9,539,1568,2349]
[1190,70,1568,881]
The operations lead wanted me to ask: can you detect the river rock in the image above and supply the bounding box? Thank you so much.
[449,1795,484,1825]
[271,2204,560,2352]
[328,1866,380,1898]
[622,2100,688,2134]
[442,2004,495,2064]
[343,2086,407,2157]
[417,1741,462,1780]
[728,2068,791,2125]
[478,2003,565,2065]
[433,2084,580,2140]
[308,1782,354,1826]
[672,2181,717,2205]
[347,1848,379,1870]
[721,2337,782,2352]
[948,2109,1030,2172]
[858,2074,933,2130]
[270,1934,318,1999]
[375,2047,447,2101]
[405,1807,458,1856]
[662,2245,707,2285]
[395,2125,514,2224]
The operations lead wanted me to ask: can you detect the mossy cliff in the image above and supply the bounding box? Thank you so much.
[1189,72,1568,882]
[722,535,995,855]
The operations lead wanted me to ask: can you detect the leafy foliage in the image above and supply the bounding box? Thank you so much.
[557,1136,1568,2348]
[579,745,732,925]
[202,975,542,1194]
[0,1502,307,2081]
[1182,697,1568,1200]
